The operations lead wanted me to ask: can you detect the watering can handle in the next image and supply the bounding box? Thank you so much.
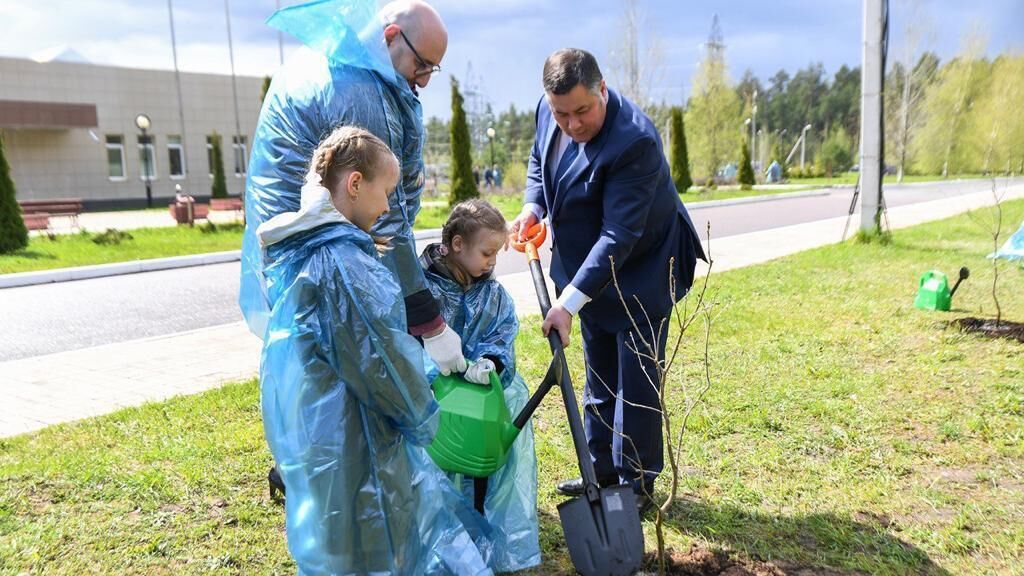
[919,270,937,288]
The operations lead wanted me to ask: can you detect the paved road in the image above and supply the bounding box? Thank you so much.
[1,178,1016,361]
[685,178,1006,238]
[0,263,243,361]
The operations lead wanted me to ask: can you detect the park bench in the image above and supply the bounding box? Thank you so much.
[18,198,84,230]
[209,197,244,223]
[22,212,51,231]
[209,197,243,213]
[169,201,210,225]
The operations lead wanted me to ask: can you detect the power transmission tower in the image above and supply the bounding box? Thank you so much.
[706,14,725,64]
[462,61,491,155]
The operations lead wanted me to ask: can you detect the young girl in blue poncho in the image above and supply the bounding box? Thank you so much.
[256,126,490,576]
[420,199,542,572]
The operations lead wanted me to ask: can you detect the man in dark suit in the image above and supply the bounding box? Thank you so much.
[510,48,706,512]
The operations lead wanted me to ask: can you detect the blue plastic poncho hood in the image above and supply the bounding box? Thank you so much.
[259,223,493,575]
[267,0,395,81]
[421,245,542,573]
[241,0,428,338]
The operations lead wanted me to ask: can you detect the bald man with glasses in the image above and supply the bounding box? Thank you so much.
[244,0,468,379]
[240,4,501,573]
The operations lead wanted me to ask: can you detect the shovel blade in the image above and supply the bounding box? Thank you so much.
[556,485,644,576]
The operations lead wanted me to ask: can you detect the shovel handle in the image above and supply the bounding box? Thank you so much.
[530,260,553,317]
[526,254,601,492]
[510,222,547,263]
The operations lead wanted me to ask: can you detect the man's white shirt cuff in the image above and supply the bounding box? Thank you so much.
[524,202,545,222]
[557,284,591,315]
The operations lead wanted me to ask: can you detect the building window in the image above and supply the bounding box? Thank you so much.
[106,135,125,180]
[232,135,247,177]
[206,135,215,178]
[168,135,185,179]
[138,134,157,180]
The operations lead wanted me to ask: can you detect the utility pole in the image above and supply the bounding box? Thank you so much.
[860,0,885,233]
[167,0,188,180]
[224,0,245,179]
[276,0,284,65]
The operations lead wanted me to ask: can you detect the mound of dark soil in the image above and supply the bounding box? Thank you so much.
[953,317,1024,343]
[637,544,857,576]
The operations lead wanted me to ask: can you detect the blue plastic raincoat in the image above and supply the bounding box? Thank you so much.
[256,183,492,576]
[240,0,433,339]
[991,220,1024,262]
[420,244,542,573]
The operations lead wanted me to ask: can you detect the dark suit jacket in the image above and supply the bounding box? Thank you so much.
[525,88,706,332]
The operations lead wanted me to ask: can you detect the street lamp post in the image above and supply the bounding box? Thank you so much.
[135,113,153,208]
[744,117,752,160]
[486,126,496,167]
[800,123,812,170]
[757,128,764,172]
[776,128,788,168]
[751,89,758,171]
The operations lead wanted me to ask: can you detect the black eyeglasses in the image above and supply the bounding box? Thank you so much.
[398,29,441,76]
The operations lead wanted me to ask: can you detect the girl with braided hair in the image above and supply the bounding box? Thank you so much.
[419,199,542,572]
[255,126,491,575]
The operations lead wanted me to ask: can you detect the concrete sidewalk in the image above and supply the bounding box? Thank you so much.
[2,182,1021,438]
[35,209,244,236]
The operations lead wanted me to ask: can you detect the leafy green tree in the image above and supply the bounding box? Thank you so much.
[763,69,793,136]
[738,134,755,189]
[886,46,940,181]
[786,63,828,140]
[818,126,854,176]
[967,55,1024,174]
[496,103,536,167]
[914,34,989,177]
[820,65,861,137]
[0,133,28,254]
[210,132,228,199]
[686,46,743,179]
[669,107,693,193]
[448,77,477,204]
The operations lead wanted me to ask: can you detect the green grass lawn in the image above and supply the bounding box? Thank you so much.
[2,202,1022,574]
[680,185,817,204]
[415,193,523,230]
[0,197,523,275]
[789,172,992,187]
[0,224,245,275]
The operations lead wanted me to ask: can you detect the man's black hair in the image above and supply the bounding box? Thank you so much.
[542,48,603,95]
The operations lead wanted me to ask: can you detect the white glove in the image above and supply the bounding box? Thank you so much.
[464,358,496,385]
[423,325,468,376]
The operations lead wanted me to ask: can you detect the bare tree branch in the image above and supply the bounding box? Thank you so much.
[577,223,716,576]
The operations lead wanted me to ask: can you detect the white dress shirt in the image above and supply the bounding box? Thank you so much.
[525,129,592,315]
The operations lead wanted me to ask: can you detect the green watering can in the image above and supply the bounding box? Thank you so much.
[427,369,521,478]
[427,364,554,514]
[914,267,969,312]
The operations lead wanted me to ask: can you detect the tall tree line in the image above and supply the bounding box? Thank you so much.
[425,45,1024,184]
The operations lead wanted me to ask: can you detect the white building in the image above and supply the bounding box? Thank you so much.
[0,54,264,209]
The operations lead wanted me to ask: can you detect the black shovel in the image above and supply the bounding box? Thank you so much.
[511,223,645,576]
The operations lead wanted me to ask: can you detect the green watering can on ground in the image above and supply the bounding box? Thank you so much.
[427,370,522,478]
[914,267,969,312]
[914,270,951,311]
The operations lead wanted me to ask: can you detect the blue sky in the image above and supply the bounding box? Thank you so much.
[0,0,1020,120]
